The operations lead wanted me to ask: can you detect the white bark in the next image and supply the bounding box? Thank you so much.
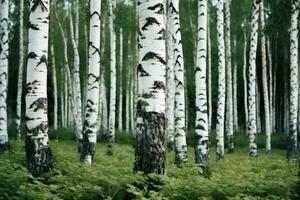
[101,74,108,131]
[225,0,234,152]
[207,10,212,133]
[233,37,238,133]
[0,0,9,150]
[166,0,175,149]
[248,0,260,157]
[16,0,24,138]
[118,28,123,131]
[50,43,58,130]
[135,0,167,175]
[260,1,271,153]
[287,0,299,160]
[169,0,188,163]
[216,0,226,160]
[81,0,101,163]
[243,30,248,132]
[195,0,209,172]
[70,14,83,138]
[267,38,273,134]
[25,0,51,175]
[108,0,117,143]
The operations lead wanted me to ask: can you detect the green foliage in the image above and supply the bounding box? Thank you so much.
[0,133,299,200]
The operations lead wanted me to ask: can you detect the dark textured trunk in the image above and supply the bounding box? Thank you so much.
[134,112,167,175]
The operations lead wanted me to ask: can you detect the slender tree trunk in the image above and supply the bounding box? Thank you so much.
[260,1,271,154]
[166,0,175,150]
[256,81,261,133]
[70,14,83,138]
[225,0,234,152]
[243,30,248,133]
[16,0,24,138]
[25,0,52,176]
[287,0,299,160]
[267,37,273,135]
[101,73,108,131]
[248,0,260,157]
[207,10,212,133]
[134,0,167,175]
[0,0,9,150]
[61,88,65,127]
[195,0,210,174]
[233,37,238,133]
[50,43,58,130]
[108,0,117,145]
[216,0,226,160]
[80,0,101,163]
[169,0,188,163]
[118,28,123,131]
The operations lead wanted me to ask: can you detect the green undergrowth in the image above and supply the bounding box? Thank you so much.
[0,131,299,200]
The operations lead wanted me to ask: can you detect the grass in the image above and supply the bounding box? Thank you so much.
[0,131,299,200]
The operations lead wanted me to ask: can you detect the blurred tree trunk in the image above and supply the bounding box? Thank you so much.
[25,0,52,175]
[80,0,101,163]
[208,10,212,133]
[16,0,24,138]
[50,43,58,130]
[134,0,167,175]
[233,37,238,133]
[287,0,299,160]
[248,0,260,157]
[216,0,226,160]
[118,28,123,131]
[243,29,248,133]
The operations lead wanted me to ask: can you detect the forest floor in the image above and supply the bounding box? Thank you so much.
[0,130,299,200]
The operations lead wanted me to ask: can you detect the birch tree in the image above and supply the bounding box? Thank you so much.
[260,0,271,154]
[80,0,101,163]
[195,0,210,174]
[208,10,212,133]
[25,0,52,175]
[169,0,188,163]
[50,43,58,130]
[16,0,25,138]
[225,0,234,152]
[0,0,9,150]
[118,28,123,131]
[233,36,238,132]
[287,0,299,160]
[166,0,175,149]
[242,26,248,131]
[108,0,117,145]
[248,0,260,157]
[216,0,226,160]
[134,0,167,175]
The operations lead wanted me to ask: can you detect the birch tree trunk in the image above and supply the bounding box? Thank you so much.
[169,0,188,163]
[267,38,273,135]
[233,37,238,133]
[216,0,226,160]
[16,0,24,138]
[225,0,234,152]
[80,0,101,163]
[243,29,248,132]
[50,43,58,130]
[25,0,52,175]
[166,0,175,150]
[70,11,83,139]
[248,0,260,157]
[195,0,210,174]
[287,0,299,160]
[208,10,212,133]
[101,74,108,131]
[108,0,117,145]
[260,1,271,154]
[134,0,167,175]
[0,0,9,150]
[118,28,123,131]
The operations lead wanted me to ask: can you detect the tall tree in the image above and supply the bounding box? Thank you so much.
[195,0,210,174]
[242,26,249,132]
[208,9,212,133]
[25,0,52,175]
[287,0,299,160]
[108,0,117,146]
[216,0,226,160]
[0,0,9,150]
[134,0,167,175]
[260,0,271,154]
[169,0,188,163]
[50,43,58,130]
[248,0,260,157]
[233,36,238,132]
[225,0,234,152]
[80,0,101,163]
[16,0,25,138]
[166,0,175,150]
[118,28,123,131]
